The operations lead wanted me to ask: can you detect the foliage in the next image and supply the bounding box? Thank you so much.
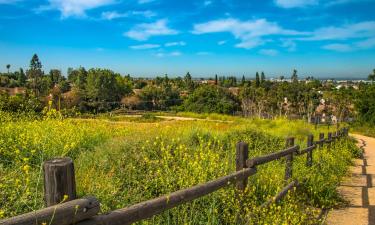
[183,85,239,114]
[0,113,358,224]
[355,84,375,124]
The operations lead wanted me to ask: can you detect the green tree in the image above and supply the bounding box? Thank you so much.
[291,69,298,82]
[183,85,239,114]
[17,68,26,86]
[255,72,260,88]
[368,69,375,83]
[6,64,10,74]
[27,54,43,95]
[261,72,265,84]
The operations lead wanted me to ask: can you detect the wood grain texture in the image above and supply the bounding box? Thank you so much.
[0,197,100,225]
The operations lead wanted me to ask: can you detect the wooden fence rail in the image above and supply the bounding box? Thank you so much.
[0,127,350,225]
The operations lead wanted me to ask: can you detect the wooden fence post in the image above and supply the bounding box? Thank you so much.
[319,133,324,148]
[43,157,76,207]
[307,135,314,167]
[285,137,294,182]
[236,142,249,191]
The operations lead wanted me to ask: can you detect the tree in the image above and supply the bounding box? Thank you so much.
[255,72,260,87]
[27,54,43,95]
[261,72,265,83]
[215,74,218,85]
[183,85,239,114]
[49,69,63,85]
[279,75,285,81]
[184,72,194,90]
[6,64,10,74]
[368,69,375,83]
[241,75,246,86]
[291,69,298,82]
[17,68,26,86]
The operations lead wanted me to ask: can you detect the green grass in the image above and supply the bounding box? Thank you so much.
[0,112,359,224]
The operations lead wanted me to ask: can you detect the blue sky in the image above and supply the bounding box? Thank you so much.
[0,0,375,78]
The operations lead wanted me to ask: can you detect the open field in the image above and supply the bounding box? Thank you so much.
[0,112,360,224]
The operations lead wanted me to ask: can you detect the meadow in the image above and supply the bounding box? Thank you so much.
[0,111,360,224]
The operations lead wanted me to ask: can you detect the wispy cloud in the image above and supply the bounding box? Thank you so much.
[259,49,279,56]
[39,0,116,18]
[274,0,318,8]
[193,18,308,49]
[323,38,375,52]
[101,10,156,20]
[124,19,178,41]
[218,40,227,45]
[155,51,182,57]
[165,41,186,47]
[322,43,353,52]
[280,39,297,51]
[130,44,160,50]
[298,21,375,41]
[204,0,212,6]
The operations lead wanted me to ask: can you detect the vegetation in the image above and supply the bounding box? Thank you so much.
[0,112,359,224]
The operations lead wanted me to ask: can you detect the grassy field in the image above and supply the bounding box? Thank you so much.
[0,111,359,224]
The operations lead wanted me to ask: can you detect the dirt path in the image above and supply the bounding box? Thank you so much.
[326,134,375,225]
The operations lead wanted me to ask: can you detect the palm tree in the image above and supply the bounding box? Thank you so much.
[6,64,10,74]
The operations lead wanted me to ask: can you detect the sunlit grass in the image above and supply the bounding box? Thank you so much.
[0,112,359,224]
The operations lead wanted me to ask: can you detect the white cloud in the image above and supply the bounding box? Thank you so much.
[204,0,212,6]
[155,51,182,57]
[102,11,128,20]
[101,10,156,20]
[281,39,297,51]
[41,0,115,18]
[165,41,186,47]
[274,0,318,8]
[322,43,353,52]
[356,37,375,49]
[218,40,227,45]
[130,44,160,50]
[193,18,308,49]
[170,51,182,56]
[132,10,156,18]
[259,49,279,56]
[299,21,375,41]
[124,19,178,41]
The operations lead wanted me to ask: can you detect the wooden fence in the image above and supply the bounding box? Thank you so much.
[0,127,350,225]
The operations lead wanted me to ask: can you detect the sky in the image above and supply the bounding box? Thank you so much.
[0,0,375,78]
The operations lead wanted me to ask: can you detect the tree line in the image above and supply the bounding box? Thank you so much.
[1,54,375,125]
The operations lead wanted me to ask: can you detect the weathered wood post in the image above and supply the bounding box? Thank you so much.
[43,157,76,207]
[307,134,314,167]
[319,133,324,148]
[236,142,249,191]
[285,137,294,182]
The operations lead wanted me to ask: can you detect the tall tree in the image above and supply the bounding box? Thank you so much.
[27,54,43,95]
[261,72,265,84]
[241,75,246,86]
[368,69,375,83]
[215,74,218,85]
[291,69,298,82]
[255,72,260,88]
[6,64,10,74]
[17,68,26,86]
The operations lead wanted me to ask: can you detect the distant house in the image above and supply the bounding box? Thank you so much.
[0,87,26,96]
